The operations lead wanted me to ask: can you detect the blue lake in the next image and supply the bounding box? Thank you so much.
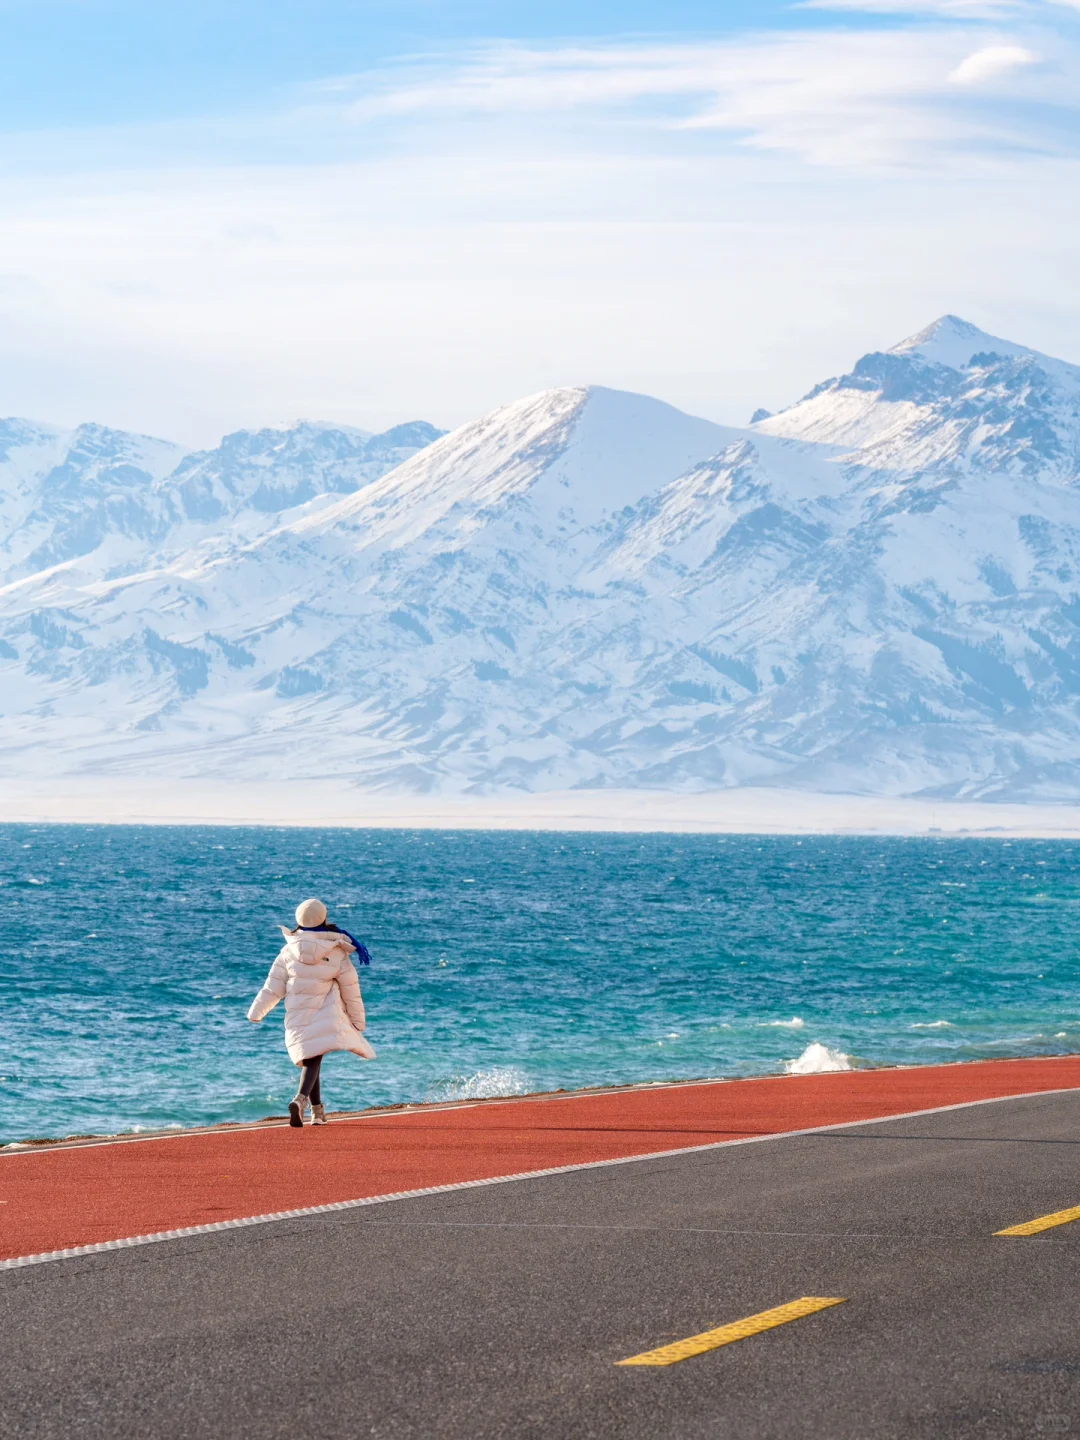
[2,824,1079,1144]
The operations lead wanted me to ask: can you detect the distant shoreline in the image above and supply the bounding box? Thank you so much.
[3,781,1080,838]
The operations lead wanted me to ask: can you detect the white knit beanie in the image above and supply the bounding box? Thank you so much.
[295,897,327,927]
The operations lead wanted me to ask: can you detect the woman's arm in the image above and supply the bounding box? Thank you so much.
[247,953,288,1023]
[335,956,367,1031]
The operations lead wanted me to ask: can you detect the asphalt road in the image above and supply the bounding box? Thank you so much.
[4,1089,1080,1439]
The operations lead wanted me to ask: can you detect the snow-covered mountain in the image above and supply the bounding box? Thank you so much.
[0,420,185,584]
[757,315,1080,479]
[0,418,444,585]
[5,317,1080,801]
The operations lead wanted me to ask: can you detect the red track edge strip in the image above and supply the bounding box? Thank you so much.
[2,1086,1069,1272]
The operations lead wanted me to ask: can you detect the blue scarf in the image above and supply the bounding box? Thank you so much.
[298,924,372,966]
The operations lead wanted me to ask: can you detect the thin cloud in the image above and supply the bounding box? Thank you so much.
[339,27,1078,169]
[949,43,1042,80]
[799,1,1022,15]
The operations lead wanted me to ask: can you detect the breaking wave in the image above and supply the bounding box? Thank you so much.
[761,1017,805,1030]
[427,1066,531,1102]
[784,1043,853,1075]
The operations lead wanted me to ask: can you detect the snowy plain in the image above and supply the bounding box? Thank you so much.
[5,781,1080,838]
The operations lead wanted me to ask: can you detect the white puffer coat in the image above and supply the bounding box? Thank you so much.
[248,928,376,1065]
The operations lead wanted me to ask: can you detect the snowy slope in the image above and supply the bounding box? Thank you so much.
[0,421,184,583]
[165,420,444,523]
[0,418,444,587]
[5,321,1080,801]
[756,314,1080,479]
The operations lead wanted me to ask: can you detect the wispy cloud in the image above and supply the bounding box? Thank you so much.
[334,24,1078,169]
[949,42,1041,79]
[801,0,1080,12]
[799,1,1022,15]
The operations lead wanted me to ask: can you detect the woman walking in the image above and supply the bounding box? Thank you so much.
[248,897,375,1127]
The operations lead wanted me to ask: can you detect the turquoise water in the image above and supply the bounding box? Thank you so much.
[2,824,1079,1145]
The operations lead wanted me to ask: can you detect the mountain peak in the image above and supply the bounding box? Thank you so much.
[750,314,1080,465]
[889,314,1034,372]
[289,383,737,546]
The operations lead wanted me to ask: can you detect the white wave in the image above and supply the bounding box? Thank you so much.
[761,1017,805,1030]
[910,1020,954,1029]
[428,1066,530,1102]
[784,1042,852,1075]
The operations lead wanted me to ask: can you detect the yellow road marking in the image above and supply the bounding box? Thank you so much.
[996,1204,1080,1237]
[616,1296,846,1367]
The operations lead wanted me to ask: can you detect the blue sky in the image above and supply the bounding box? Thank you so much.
[0,2,905,128]
[0,0,1077,443]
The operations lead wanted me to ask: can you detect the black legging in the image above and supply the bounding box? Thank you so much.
[298,1054,323,1105]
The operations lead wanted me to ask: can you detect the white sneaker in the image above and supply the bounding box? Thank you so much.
[311,1103,328,1126]
[288,1094,309,1128]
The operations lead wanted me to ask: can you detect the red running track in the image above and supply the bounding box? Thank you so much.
[3,1056,1080,1264]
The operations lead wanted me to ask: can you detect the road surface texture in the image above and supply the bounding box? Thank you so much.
[3,1066,1080,1436]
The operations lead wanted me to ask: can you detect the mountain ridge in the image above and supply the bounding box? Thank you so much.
[5,317,1080,802]
[0,416,445,588]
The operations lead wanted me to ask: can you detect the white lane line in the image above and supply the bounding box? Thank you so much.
[1,1086,1075,1272]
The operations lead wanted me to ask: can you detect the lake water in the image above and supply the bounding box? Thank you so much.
[2,824,1079,1145]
